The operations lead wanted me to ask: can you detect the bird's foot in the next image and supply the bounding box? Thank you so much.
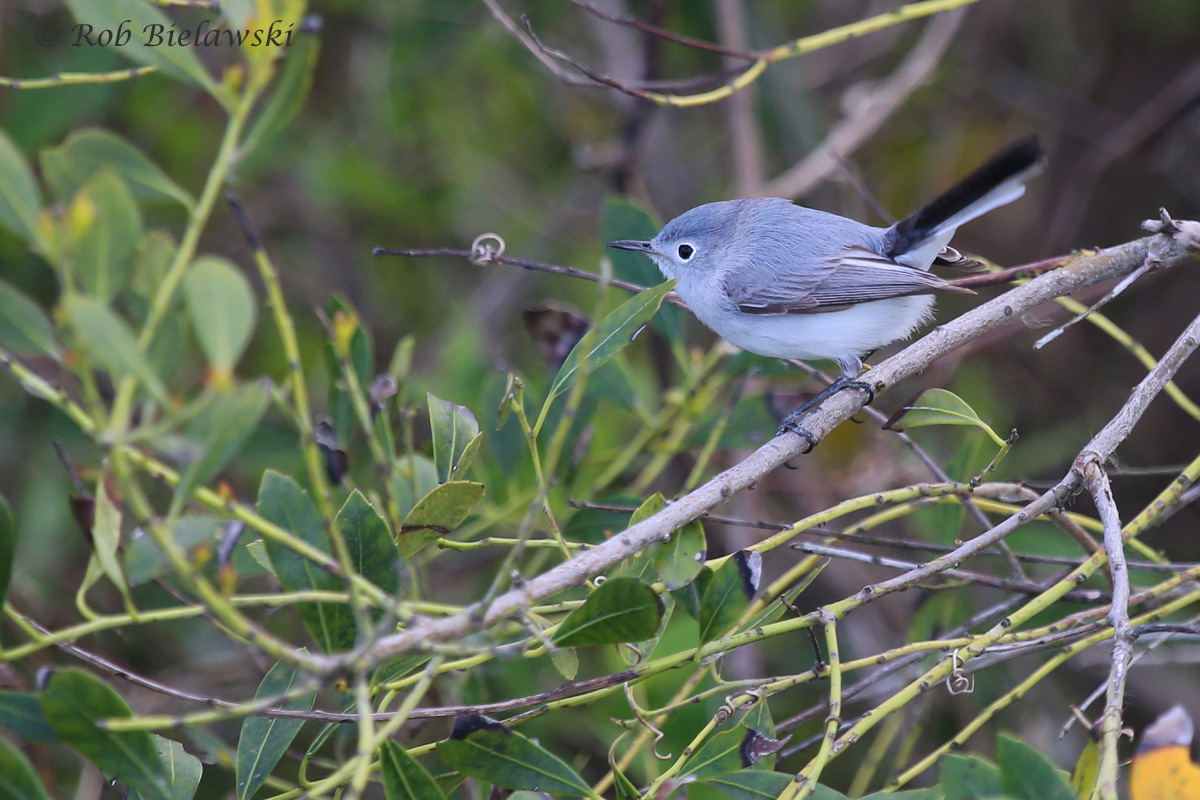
[776,414,820,454]
[774,377,876,453]
[843,379,875,406]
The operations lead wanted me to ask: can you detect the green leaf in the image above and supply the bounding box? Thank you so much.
[0,737,50,800]
[242,17,323,155]
[860,790,942,799]
[672,565,713,621]
[0,692,60,743]
[552,577,663,647]
[372,656,432,688]
[884,388,1006,448]
[64,295,169,405]
[427,394,482,484]
[391,455,439,519]
[923,434,986,545]
[71,172,144,302]
[380,740,446,800]
[131,230,177,299]
[742,703,778,765]
[600,197,681,339]
[612,761,640,800]
[651,520,706,591]
[125,517,223,586]
[698,551,761,646]
[0,279,58,359]
[630,493,664,525]
[700,770,850,800]
[170,383,269,518]
[130,737,202,800]
[146,312,187,385]
[301,694,358,770]
[546,280,675,404]
[939,753,1005,800]
[398,481,484,561]
[183,257,258,376]
[257,471,354,653]
[0,498,13,612]
[681,728,747,781]
[620,494,665,581]
[235,659,316,800]
[563,505,625,545]
[245,539,272,573]
[548,640,578,680]
[63,0,220,94]
[0,129,42,243]
[1069,735,1099,800]
[89,479,134,608]
[437,716,596,798]
[39,668,172,800]
[337,490,400,598]
[997,734,1074,800]
[40,128,194,209]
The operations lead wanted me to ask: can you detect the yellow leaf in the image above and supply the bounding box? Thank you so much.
[1071,733,1099,799]
[332,309,358,358]
[66,190,96,242]
[1131,706,1200,800]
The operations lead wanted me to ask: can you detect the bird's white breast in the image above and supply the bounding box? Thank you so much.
[677,278,935,364]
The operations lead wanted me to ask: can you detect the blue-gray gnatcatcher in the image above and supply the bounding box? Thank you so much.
[608,138,1045,448]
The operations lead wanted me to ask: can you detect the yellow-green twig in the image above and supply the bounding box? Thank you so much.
[0,66,159,89]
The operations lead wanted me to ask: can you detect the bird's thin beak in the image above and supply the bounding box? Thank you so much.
[607,240,654,253]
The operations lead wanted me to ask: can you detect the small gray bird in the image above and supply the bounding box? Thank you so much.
[608,138,1045,448]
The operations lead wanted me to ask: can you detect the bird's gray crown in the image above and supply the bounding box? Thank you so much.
[655,198,793,249]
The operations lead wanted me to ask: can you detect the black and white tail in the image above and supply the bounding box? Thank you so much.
[886,137,1046,267]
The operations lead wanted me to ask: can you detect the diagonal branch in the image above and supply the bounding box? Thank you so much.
[351,222,1198,666]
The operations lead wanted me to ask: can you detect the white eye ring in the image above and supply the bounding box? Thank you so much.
[677,243,695,260]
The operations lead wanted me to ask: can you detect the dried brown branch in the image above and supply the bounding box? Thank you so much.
[566,0,762,60]
[489,0,985,108]
[372,245,684,307]
[946,252,1084,289]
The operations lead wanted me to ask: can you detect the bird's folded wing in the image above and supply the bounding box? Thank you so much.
[726,246,972,315]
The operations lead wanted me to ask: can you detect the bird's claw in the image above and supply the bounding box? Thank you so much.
[777,417,819,453]
[774,376,875,454]
[846,379,875,405]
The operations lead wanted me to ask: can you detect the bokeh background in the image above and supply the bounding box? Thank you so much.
[2,0,1200,796]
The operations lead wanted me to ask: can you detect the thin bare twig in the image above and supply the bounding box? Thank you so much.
[946,253,1083,289]
[567,0,761,60]
[791,541,1106,603]
[372,245,684,307]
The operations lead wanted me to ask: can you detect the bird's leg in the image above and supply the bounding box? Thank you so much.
[776,375,875,452]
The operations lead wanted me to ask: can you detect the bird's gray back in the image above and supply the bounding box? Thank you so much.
[720,198,886,274]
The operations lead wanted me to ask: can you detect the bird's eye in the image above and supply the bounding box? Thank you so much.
[677,244,694,260]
